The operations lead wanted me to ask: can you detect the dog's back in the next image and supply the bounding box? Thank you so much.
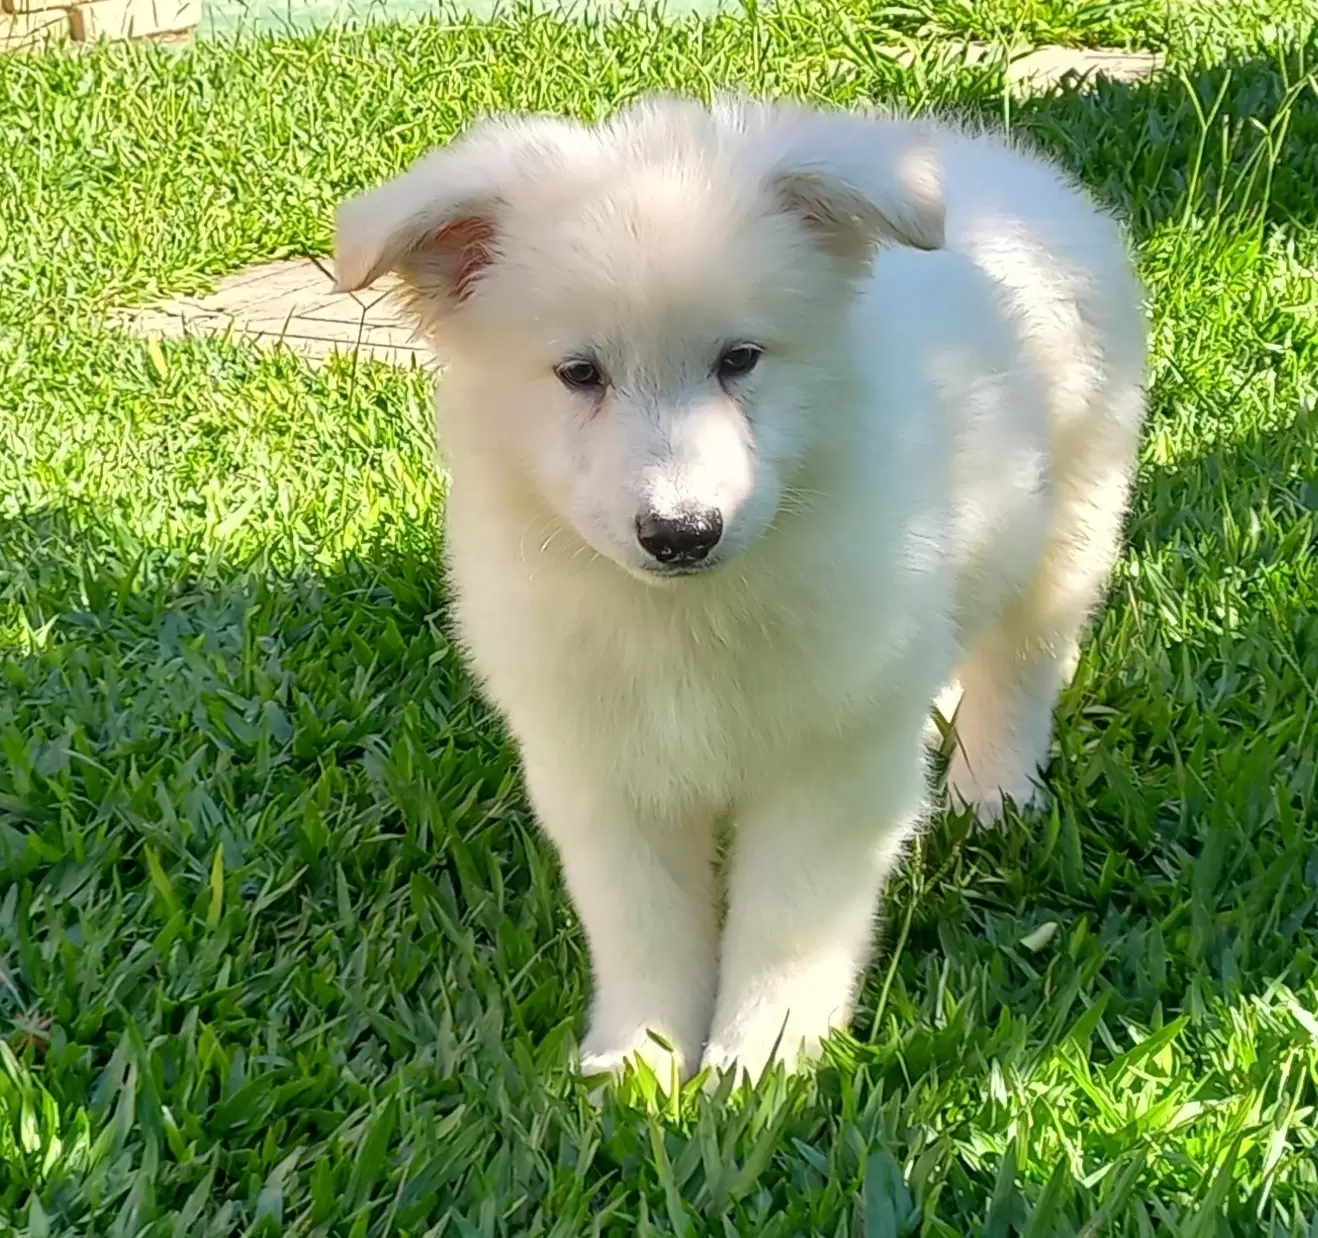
[871,122,1148,812]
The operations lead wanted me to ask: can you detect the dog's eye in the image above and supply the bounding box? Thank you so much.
[717,344,762,381]
[555,358,605,392]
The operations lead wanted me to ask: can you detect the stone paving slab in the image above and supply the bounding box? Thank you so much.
[114,258,434,368]
[111,45,1163,368]
[877,42,1163,91]
[1009,46,1163,90]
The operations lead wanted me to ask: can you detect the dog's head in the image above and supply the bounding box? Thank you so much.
[336,95,944,581]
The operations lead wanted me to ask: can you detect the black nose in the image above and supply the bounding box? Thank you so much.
[636,508,724,565]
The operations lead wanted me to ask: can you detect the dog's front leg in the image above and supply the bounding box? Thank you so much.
[702,714,928,1081]
[521,749,719,1085]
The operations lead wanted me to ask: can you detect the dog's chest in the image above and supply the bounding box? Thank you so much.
[454,557,928,813]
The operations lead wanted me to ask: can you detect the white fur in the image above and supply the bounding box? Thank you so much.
[335,94,1148,1085]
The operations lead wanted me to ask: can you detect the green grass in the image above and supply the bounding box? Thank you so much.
[2,2,1318,1234]
[868,0,1318,50]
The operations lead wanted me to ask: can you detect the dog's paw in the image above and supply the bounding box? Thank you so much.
[700,1013,828,1088]
[700,1037,822,1090]
[944,748,1045,826]
[577,1023,694,1093]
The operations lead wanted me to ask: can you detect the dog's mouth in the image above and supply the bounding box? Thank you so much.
[636,560,722,582]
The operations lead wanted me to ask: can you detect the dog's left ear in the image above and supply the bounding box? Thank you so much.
[765,112,946,265]
[333,115,589,305]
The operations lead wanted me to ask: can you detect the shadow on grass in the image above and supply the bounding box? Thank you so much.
[3,416,1316,1235]
[1005,41,1318,238]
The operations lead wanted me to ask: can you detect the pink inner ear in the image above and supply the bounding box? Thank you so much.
[432,216,496,302]
[777,177,876,265]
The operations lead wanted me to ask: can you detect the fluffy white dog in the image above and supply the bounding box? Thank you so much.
[335,93,1147,1085]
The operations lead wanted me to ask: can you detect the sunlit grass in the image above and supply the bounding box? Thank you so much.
[1,3,1317,1233]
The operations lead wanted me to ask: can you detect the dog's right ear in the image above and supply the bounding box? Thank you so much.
[333,116,587,309]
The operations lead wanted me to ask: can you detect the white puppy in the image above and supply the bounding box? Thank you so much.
[335,94,1147,1085]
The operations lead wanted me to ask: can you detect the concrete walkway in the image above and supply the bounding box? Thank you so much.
[114,45,1163,367]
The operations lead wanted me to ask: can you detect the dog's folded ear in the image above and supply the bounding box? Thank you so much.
[335,98,945,311]
[333,115,589,306]
[754,106,946,265]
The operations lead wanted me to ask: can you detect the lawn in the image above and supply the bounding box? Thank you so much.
[2,0,1318,1233]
